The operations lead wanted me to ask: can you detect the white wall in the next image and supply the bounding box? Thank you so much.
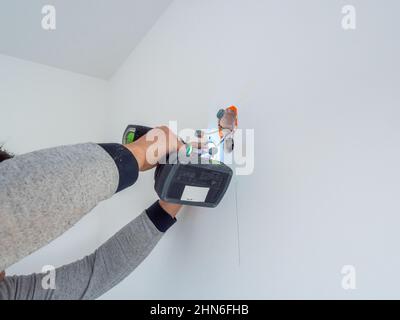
[102,0,400,299]
[0,54,111,277]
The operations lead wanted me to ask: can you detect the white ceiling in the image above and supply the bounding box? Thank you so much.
[0,0,173,79]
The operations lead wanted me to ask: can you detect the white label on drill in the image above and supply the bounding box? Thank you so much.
[181,186,209,202]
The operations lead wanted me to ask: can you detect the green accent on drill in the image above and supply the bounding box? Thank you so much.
[186,144,193,157]
[210,159,221,165]
[126,131,135,144]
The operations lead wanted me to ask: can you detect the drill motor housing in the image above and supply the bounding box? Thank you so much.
[122,125,233,207]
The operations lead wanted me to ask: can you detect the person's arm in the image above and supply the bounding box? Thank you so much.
[0,126,183,272]
[0,200,180,300]
[0,143,139,271]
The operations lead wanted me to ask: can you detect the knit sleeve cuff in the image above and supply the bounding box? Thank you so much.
[145,201,177,232]
[98,143,139,193]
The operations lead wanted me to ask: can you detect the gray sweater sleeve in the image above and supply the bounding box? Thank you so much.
[0,204,176,300]
[0,141,177,300]
[0,143,138,271]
